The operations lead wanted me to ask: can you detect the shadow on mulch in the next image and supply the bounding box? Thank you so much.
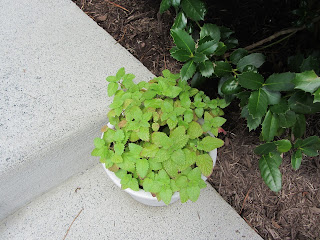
[72,0,320,239]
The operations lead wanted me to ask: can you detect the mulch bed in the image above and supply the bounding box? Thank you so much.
[72,1,320,239]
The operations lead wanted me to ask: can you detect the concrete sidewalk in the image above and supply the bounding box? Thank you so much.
[0,164,262,240]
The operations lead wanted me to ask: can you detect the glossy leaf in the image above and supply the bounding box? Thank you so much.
[237,53,265,72]
[238,72,264,90]
[160,0,171,13]
[214,61,232,77]
[259,155,282,192]
[181,60,196,81]
[197,41,218,55]
[293,70,320,93]
[288,91,320,114]
[277,111,296,128]
[254,142,277,155]
[170,29,195,54]
[199,24,220,43]
[170,48,191,62]
[292,114,306,138]
[181,0,206,21]
[248,88,268,118]
[269,99,289,114]
[264,72,295,91]
[314,88,320,103]
[291,150,302,170]
[230,48,248,65]
[262,110,279,142]
[275,140,292,153]
[241,106,262,131]
[262,87,281,105]
[199,60,214,77]
[193,52,207,63]
[172,12,187,29]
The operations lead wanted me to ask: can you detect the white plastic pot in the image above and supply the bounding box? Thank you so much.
[101,122,217,206]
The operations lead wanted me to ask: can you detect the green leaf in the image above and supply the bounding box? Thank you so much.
[195,107,204,118]
[180,92,191,108]
[214,61,232,77]
[197,41,218,55]
[108,82,118,97]
[94,138,105,148]
[140,144,159,158]
[211,117,226,127]
[137,127,150,141]
[171,149,186,165]
[288,91,320,114]
[262,87,281,105]
[159,188,173,205]
[237,53,265,72]
[295,136,320,156]
[313,88,320,103]
[196,154,213,177]
[129,143,143,156]
[184,109,193,123]
[116,67,125,80]
[170,126,189,149]
[300,56,320,73]
[275,140,292,153]
[197,136,224,152]
[262,110,279,142]
[254,142,277,155]
[181,0,206,21]
[264,72,295,91]
[106,76,117,83]
[230,48,248,65]
[187,121,203,139]
[187,184,201,202]
[199,24,220,43]
[199,60,214,77]
[153,149,171,162]
[170,29,195,54]
[136,158,149,179]
[111,154,123,163]
[172,11,187,29]
[114,143,125,155]
[292,114,306,138]
[187,167,202,181]
[160,0,171,13]
[163,159,179,178]
[181,60,196,81]
[291,150,302,170]
[248,89,268,118]
[152,132,173,149]
[259,155,282,192]
[238,72,264,90]
[114,129,125,142]
[179,188,189,203]
[293,70,320,93]
[170,48,191,62]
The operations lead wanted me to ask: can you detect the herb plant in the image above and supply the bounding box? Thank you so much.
[160,0,320,192]
[92,68,226,204]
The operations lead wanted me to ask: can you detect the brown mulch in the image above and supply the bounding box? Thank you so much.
[72,1,320,239]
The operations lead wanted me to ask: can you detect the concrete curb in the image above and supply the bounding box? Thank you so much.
[0,0,153,220]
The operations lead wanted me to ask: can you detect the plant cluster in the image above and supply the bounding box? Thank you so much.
[160,0,320,192]
[92,68,226,204]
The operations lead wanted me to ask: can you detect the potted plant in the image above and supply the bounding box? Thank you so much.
[92,68,227,206]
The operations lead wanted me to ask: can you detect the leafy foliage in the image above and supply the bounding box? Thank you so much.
[160,0,320,193]
[92,68,226,204]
